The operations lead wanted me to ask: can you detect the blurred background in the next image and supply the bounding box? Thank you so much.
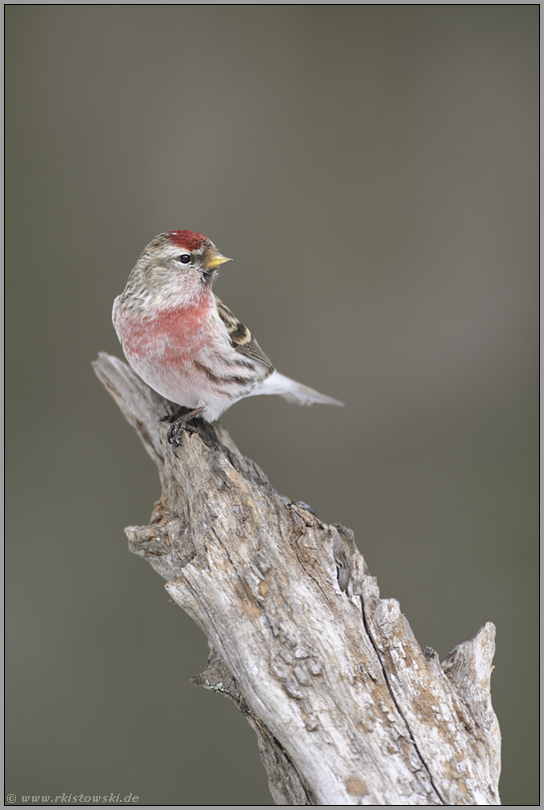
[6,6,538,806]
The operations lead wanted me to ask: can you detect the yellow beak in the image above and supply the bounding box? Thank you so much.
[206,251,232,271]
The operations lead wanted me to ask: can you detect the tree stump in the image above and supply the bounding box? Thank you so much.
[93,352,501,806]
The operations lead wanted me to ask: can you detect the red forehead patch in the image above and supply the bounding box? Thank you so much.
[168,230,208,251]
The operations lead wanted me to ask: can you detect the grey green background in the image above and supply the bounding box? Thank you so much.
[6,6,538,806]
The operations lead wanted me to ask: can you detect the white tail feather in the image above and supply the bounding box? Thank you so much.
[258,371,344,407]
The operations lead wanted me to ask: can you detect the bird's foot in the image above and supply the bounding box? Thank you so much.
[166,407,205,456]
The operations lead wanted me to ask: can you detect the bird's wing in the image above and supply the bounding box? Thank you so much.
[215,296,275,373]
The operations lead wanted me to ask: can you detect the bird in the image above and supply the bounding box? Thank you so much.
[113,230,343,452]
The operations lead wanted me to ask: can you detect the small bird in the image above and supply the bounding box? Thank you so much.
[113,230,343,451]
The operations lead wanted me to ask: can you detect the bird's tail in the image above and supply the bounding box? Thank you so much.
[259,371,344,407]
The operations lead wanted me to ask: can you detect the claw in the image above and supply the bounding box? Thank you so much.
[164,406,205,455]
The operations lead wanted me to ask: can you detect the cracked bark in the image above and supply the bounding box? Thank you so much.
[93,352,501,806]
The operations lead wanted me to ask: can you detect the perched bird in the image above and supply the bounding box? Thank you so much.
[113,230,343,451]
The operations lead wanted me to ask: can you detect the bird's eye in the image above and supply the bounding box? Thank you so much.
[178,254,192,264]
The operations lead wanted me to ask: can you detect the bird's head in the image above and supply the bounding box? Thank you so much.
[122,230,231,314]
[167,230,231,281]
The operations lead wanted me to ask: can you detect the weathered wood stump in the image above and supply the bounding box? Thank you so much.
[94,352,501,806]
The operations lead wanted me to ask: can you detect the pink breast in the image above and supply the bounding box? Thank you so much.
[118,300,213,368]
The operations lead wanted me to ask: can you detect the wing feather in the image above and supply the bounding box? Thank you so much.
[215,296,275,374]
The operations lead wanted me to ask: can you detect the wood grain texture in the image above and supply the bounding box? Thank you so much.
[93,352,501,806]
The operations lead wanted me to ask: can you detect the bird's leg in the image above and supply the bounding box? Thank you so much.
[166,406,205,456]
[161,404,187,423]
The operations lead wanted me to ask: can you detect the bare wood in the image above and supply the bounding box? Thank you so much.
[93,352,501,806]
